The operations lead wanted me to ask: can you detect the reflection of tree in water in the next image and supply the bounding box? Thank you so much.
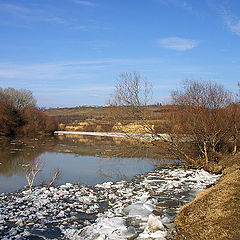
[0,136,58,177]
[0,134,172,180]
[56,135,118,157]
[56,134,167,160]
[54,135,173,182]
[100,137,171,161]
[0,135,120,178]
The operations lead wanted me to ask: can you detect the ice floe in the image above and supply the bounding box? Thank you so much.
[0,166,220,239]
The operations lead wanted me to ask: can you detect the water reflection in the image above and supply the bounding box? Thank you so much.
[0,135,173,193]
[0,136,57,177]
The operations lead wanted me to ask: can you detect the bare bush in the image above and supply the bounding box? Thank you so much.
[171,79,234,165]
[25,159,42,191]
[47,168,61,190]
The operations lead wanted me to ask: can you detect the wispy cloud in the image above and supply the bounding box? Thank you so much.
[180,1,194,14]
[72,24,111,31]
[0,62,102,81]
[72,25,89,30]
[157,37,199,51]
[0,4,67,24]
[0,59,162,81]
[87,40,115,50]
[41,17,66,24]
[219,7,240,36]
[0,3,30,19]
[73,0,96,7]
[157,0,197,15]
[88,93,101,97]
[0,3,67,25]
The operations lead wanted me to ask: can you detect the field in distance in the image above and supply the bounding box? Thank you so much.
[45,105,176,133]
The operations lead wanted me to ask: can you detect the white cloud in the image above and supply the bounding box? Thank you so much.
[88,93,101,97]
[231,22,240,35]
[0,4,29,13]
[0,58,168,93]
[73,0,96,7]
[220,7,240,36]
[156,0,197,15]
[42,17,66,24]
[0,59,158,81]
[72,24,111,31]
[87,40,115,49]
[158,37,199,51]
[0,3,68,25]
[0,3,30,18]
[72,25,89,30]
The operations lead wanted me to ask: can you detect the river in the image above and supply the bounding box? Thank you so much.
[0,134,174,193]
[0,133,220,239]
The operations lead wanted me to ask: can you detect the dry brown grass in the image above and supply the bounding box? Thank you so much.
[45,105,175,121]
[174,155,240,240]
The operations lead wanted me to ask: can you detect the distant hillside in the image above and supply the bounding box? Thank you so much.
[45,105,177,123]
[45,105,177,133]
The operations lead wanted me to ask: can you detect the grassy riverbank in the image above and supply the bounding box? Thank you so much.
[174,154,240,240]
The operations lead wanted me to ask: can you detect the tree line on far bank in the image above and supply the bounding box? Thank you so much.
[0,88,58,136]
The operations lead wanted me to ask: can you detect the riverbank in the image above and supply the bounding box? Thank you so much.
[0,166,219,239]
[174,154,240,240]
[54,130,170,141]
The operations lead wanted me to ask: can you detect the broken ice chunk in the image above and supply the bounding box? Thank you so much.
[123,203,152,221]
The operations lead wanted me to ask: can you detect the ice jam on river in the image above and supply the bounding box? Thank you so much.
[0,166,220,240]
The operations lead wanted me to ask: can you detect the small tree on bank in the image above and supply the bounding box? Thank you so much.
[171,80,234,165]
[110,71,152,121]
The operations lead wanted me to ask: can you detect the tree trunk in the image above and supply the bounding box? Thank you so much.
[233,142,237,155]
[203,141,209,166]
[233,123,238,155]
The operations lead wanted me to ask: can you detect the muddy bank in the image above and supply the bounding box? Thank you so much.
[0,166,219,239]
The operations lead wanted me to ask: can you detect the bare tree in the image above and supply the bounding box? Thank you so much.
[110,71,153,132]
[171,79,234,165]
[112,72,152,107]
[1,88,36,111]
[226,103,240,155]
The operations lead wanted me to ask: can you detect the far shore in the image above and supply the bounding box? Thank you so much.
[54,130,170,141]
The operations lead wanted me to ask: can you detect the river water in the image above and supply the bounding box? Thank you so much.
[0,134,220,239]
[0,134,174,194]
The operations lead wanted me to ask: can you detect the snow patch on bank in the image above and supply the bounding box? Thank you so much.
[54,130,170,141]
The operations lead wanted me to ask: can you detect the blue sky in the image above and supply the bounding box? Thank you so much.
[0,0,239,107]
